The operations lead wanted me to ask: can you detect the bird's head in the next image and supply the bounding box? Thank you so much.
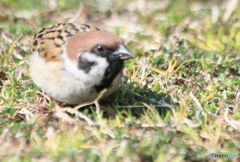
[63,30,133,89]
[66,30,133,63]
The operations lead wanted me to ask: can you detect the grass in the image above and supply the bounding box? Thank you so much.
[0,0,240,161]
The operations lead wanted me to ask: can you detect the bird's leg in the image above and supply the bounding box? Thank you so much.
[54,99,94,124]
[55,106,94,125]
[56,88,108,124]
[73,88,107,112]
[94,88,108,114]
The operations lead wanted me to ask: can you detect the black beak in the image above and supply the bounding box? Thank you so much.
[112,45,133,60]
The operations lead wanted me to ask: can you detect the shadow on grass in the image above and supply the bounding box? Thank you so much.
[26,83,174,121]
[100,83,174,118]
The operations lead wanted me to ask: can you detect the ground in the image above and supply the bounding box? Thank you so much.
[0,0,240,162]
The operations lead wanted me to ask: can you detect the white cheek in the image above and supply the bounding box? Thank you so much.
[62,49,109,85]
[62,51,85,79]
[83,53,109,76]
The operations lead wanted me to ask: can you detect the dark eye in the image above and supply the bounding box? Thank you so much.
[95,45,104,52]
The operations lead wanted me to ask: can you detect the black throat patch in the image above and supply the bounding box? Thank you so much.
[94,60,123,92]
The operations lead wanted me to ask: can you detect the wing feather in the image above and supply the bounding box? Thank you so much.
[30,23,99,62]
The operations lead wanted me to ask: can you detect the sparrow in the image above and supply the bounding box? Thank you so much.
[29,23,133,105]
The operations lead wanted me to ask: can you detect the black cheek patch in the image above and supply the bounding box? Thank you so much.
[78,55,96,73]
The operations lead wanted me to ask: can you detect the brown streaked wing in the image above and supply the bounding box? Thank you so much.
[30,23,100,62]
